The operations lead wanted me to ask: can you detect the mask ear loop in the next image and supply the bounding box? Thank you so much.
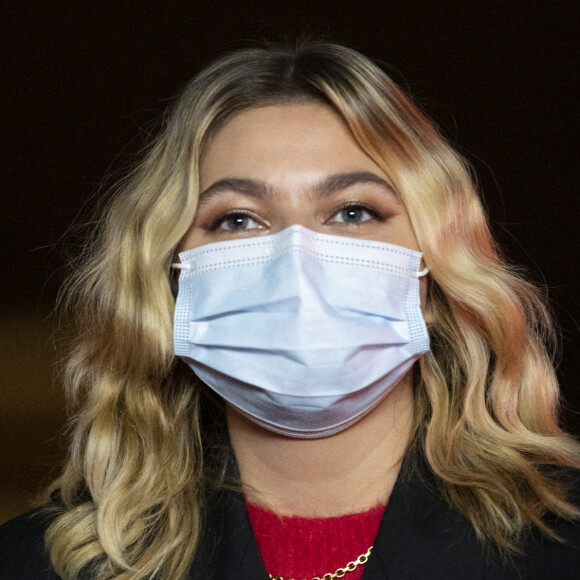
[170,262,192,299]
[417,267,429,278]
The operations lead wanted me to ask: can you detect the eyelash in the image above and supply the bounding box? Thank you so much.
[331,202,383,223]
[209,202,384,231]
[209,210,261,231]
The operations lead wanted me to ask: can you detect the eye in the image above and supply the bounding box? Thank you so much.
[214,212,261,232]
[331,204,377,224]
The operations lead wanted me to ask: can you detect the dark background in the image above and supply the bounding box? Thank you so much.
[1,1,579,522]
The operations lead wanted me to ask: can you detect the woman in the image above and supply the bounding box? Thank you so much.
[1,40,579,580]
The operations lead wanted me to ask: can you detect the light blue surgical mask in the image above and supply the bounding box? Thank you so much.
[173,225,429,438]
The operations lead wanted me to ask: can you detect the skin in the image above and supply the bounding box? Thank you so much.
[182,103,427,517]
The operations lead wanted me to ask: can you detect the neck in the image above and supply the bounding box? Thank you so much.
[227,374,415,517]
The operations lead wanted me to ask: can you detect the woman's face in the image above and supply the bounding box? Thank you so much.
[182,103,422,255]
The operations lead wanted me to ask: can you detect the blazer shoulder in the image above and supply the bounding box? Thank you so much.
[548,466,580,549]
[546,466,580,541]
[498,467,580,579]
[0,507,59,579]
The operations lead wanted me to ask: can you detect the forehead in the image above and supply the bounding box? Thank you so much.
[200,103,387,189]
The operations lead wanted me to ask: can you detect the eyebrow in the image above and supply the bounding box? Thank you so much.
[197,171,397,205]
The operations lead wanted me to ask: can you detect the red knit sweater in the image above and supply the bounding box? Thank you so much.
[246,501,385,580]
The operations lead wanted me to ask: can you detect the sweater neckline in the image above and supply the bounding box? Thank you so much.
[246,500,386,580]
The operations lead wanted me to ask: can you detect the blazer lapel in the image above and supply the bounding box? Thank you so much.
[362,451,486,580]
[190,490,269,579]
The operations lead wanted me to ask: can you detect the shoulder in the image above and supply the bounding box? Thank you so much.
[0,508,59,579]
[479,467,580,579]
[530,467,580,571]
[379,452,580,579]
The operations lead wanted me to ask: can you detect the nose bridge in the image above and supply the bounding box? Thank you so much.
[279,214,317,232]
[274,189,321,233]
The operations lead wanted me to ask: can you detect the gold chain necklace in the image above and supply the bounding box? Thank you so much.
[267,545,373,580]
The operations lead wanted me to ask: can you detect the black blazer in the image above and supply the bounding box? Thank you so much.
[1,454,579,579]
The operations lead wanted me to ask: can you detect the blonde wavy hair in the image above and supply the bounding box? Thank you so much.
[45,40,580,578]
